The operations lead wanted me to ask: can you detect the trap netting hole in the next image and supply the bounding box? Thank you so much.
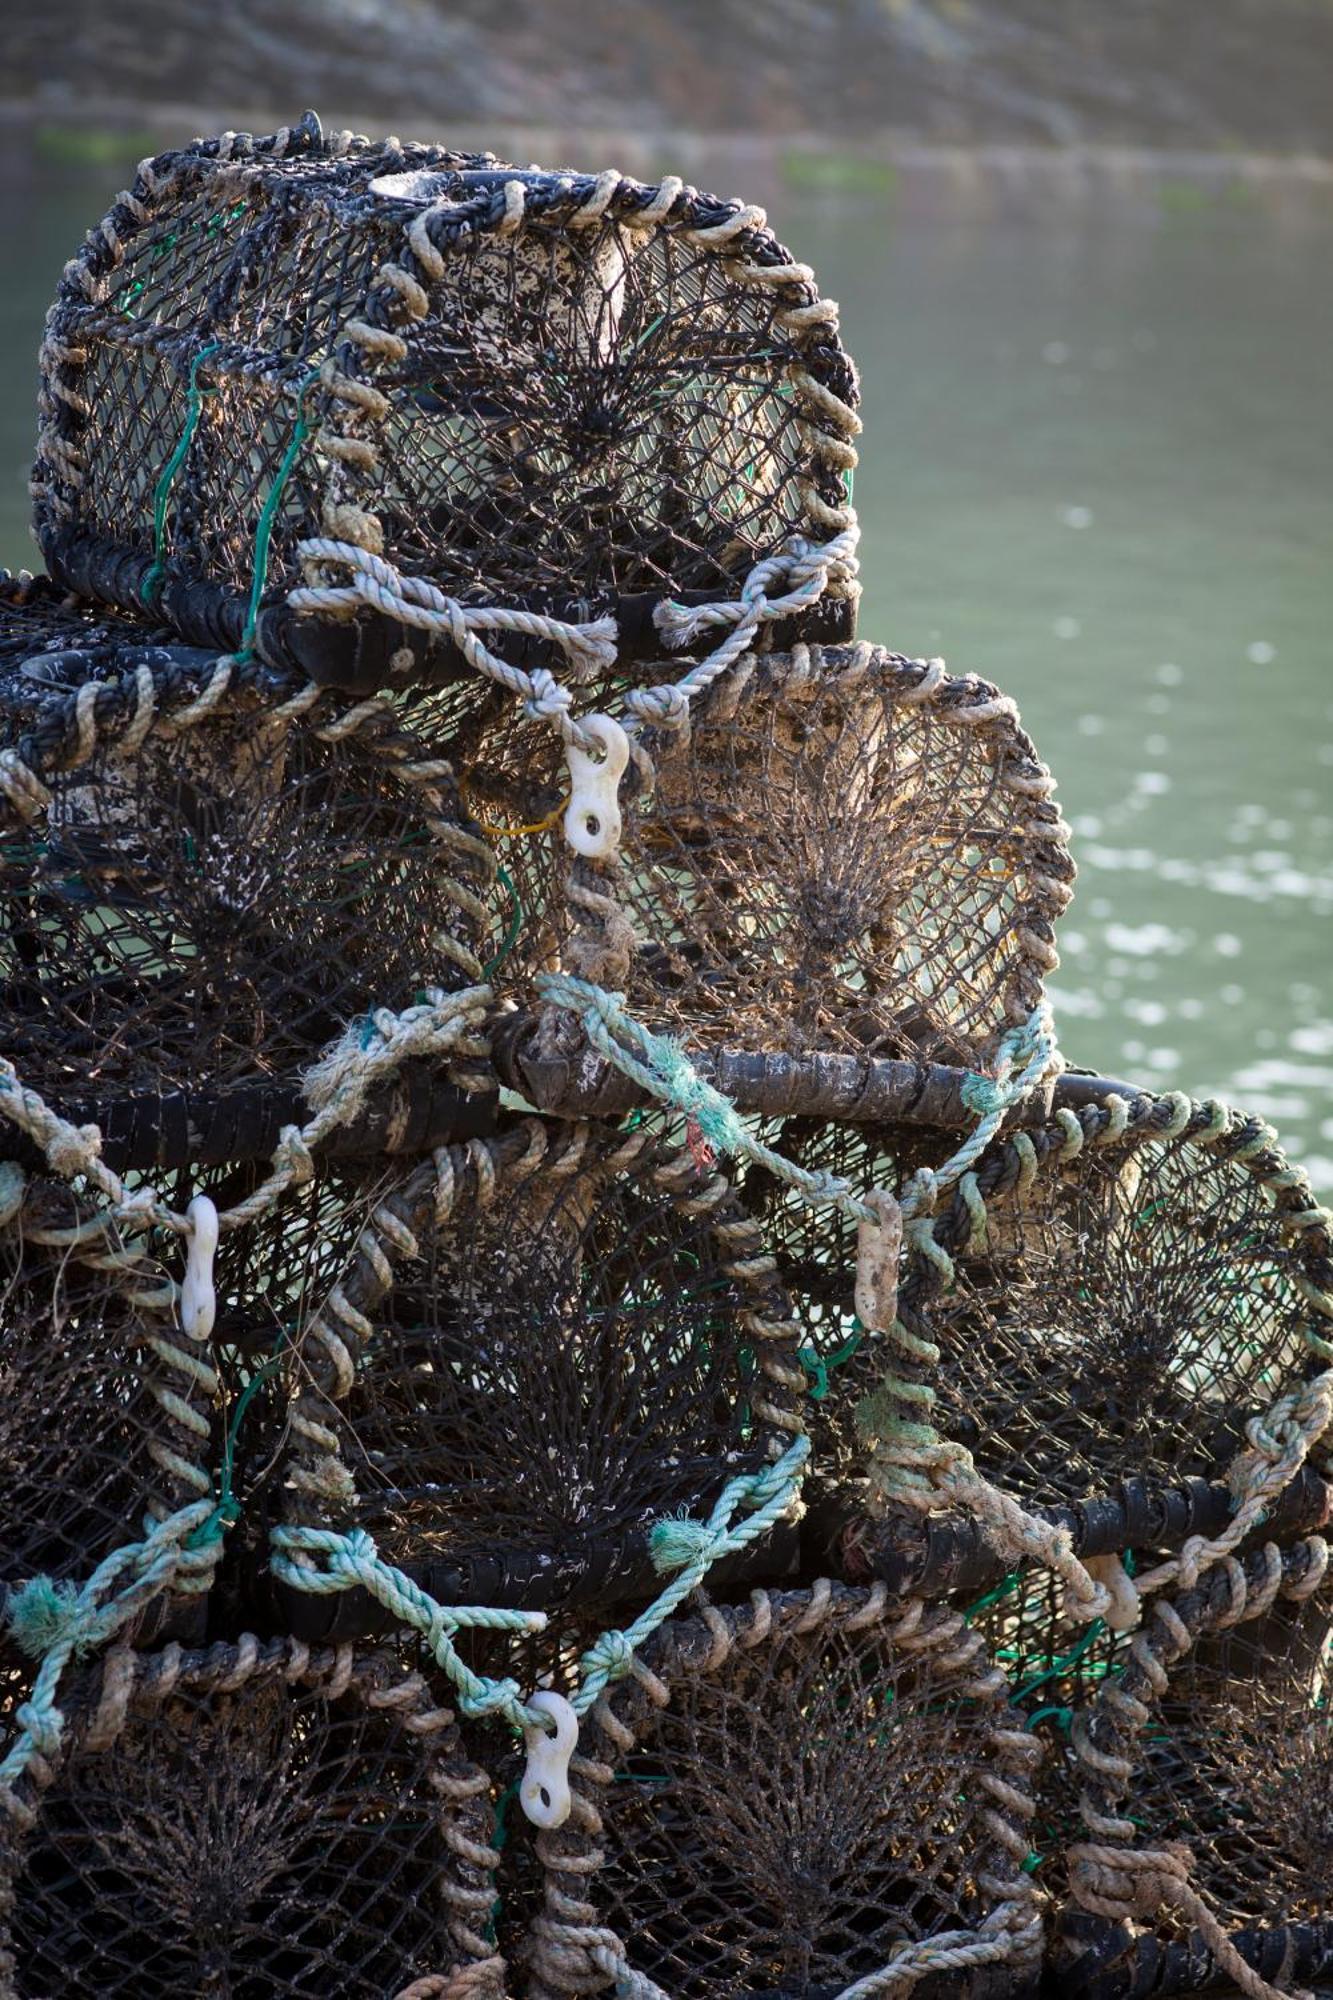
[2,1640,498,1999]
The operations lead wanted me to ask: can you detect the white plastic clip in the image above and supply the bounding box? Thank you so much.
[519,1689,579,1828]
[180,1194,220,1342]
[854,1189,903,1334]
[563,714,630,860]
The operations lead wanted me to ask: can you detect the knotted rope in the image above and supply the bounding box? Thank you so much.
[0,1497,223,1813]
[1067,1841,1314,2000]
[270,1435,809,1738]
[632,525,861,727]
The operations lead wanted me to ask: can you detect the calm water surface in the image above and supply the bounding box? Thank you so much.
[2,163,1330,1185]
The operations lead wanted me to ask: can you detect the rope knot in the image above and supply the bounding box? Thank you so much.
[271,1125,316,1187]
[522,666,574,724]
[1068,1840,1192,1923]
[582,1629,636,1683]
[6,1577,92,1663]
[648,1514,716,1575]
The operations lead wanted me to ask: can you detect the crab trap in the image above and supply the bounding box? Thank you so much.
[484,643,1074,1076]
[0,581,500,1169]
[254,1118,810,1637]
[853,1091,1333,1548]
[0,1151,402,1667]
[34,112,859,698]
[518,1582,1043,2000]
[1054,1534,1333,1999]
[0,1634,505,2000]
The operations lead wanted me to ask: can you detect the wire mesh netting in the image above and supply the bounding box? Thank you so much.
[261,1118,808,1626]
[0,605,498,1150]
[1057,1537,1333,1999]
[1,1156,396,1648]
[527,1582,1041,1999]
[894,1093,1333,1517]
[0,1635,505,1999]
[35,116,858,693]
[0,1175,211,1643]
[476,644,1073,1067]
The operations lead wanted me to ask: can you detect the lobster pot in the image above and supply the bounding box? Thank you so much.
[889,1091,1333,1527]
[495,645,1073,1067]
[0,1176,216,1648]
[0,1157,400,1648]
[526,1584,1042,2000]
[1056,1539,1333,2000]
[36,117,859,694]
[264,1118,807,1633]
[0,1635,505,2000]
[0,608,498,1159]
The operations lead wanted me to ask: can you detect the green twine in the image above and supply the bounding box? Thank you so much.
[797,1325,864,1401]
[483,866,524,980]
[239,368,321,655]
[141,342,221,608]
[185,1346,286,1552]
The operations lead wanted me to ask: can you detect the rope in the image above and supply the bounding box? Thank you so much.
[0,1496,225,1809]
[634,525,861,728]
[288,541,618,751]
[0,985,490,1247]
[1067,1841,1314,2000]
[270,1435,809,1736]
[536,975,1060,1230]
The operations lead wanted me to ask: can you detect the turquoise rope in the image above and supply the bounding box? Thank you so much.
[270,1434,809,1733]
[536,974,1059,1229]
[1,1496,227,1798]
[141,342,221,608]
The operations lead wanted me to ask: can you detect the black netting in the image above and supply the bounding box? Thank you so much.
[1,1637,504,1999]
[906,1098,1327,1514]
[0,1178,206,1620]
[544,1586,1039,1999]
[0,1158,393,1644]
[36,132,857,688]
[0,622,498,1136]
[271,1123,806,1618]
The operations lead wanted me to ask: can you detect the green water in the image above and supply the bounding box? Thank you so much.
[2,164,1330,1187]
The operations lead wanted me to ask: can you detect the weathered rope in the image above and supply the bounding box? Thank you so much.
[289,540,619,751]
[636,525,861,727]
[536,975,1060,1230]
[0,985,491,1249]
[270,1434,809,1741]
[0,1497,224,1812]
[1066,1840,1314,2000]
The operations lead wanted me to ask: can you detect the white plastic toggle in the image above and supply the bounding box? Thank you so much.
[519,1690,579,1828]
[563,714,630,859]
[180,1194,220,1342]
[854,1188,903,1334]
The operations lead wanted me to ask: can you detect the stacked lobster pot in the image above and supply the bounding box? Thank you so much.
[1,109,1330,2000]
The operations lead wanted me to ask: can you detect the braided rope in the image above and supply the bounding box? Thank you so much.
[637,525,861,727]
[0,1498,223,1812]
[537,976,1060,1224]
[270,1434,809,1739]
[0,985,491,1246]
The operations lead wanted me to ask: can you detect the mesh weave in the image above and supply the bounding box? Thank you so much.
[0,1636,503,1999]
[36,119,858,690]
[0,608,497,1133]
[264,1118,806,1621]
[483,644,1072,1065]
[901,1093,1331,1513]
[530,1583,1040,2000]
